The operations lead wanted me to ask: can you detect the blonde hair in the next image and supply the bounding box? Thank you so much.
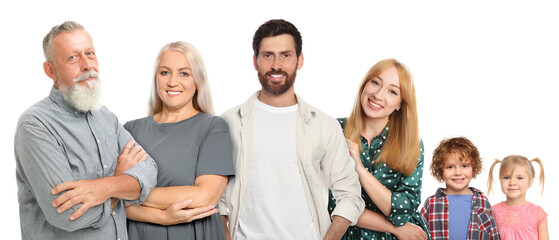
[344,59,419,176]
[488,155,545,195]
[431,137,483,182]
[149,41,214,115]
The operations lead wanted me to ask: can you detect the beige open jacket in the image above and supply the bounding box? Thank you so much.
[219,92,364,239]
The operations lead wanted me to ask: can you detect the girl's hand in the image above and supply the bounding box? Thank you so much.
[346,139,365,172]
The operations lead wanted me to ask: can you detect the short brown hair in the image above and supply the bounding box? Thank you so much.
[431,137,482,182]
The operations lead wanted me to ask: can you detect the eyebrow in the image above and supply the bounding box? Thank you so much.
[261,50,294,55]
[374,76,400,89]
[159,66,191,71]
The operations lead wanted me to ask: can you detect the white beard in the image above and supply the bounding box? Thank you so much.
[58,71,102,112]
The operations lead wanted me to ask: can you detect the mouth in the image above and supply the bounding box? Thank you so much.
[368,99,383,110]
[167,90,182,96]
[451,178,465,183]
[268,74,285,82]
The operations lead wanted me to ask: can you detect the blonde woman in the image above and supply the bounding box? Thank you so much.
[328,59,429,240]
[124,42,234,240]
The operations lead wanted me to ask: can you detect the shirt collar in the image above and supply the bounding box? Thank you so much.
[435,187,482,197]
[48,86,91,116]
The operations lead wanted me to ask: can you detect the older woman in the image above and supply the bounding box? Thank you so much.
[328,59,429,240]
[124,41,234,240]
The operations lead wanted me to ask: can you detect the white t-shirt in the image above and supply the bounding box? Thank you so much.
[237,99,319,240]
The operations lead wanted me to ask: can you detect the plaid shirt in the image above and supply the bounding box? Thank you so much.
[421,187,499,240]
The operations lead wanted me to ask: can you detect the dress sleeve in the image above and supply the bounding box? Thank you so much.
[196,116,235,177]
[387,141,425,226]
[537,207,548,225]
[15,119,111,232]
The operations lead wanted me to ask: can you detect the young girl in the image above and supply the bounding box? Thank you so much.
[488,155,548,240]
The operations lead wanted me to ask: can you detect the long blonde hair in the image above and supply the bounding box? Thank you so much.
[344,59,420,176]
[488,155,545,195]
[148,41,214,115]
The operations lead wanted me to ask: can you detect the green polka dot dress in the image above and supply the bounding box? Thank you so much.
[328,118,429,240]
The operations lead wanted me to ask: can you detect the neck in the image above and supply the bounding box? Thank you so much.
[361,116,389,143]
[155,105,199,123]
[257,88,297,107]
[505,197,527,206]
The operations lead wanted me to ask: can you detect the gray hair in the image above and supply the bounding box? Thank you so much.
[43,21,84,63]
[149,41,215,115]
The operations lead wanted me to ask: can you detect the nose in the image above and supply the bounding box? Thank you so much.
[453,167,462,175]
[80,55,93,72]
[271,57,282,71]
[167,73,179,87]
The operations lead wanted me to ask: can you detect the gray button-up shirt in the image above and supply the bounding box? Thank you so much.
[15,87,158,240]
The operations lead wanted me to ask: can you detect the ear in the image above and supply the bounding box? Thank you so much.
[253,55,258,71]
[43,61,58,84]
[296,52,304,70]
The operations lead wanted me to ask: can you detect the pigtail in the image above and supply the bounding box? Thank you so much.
[530,158,545,195]
[487,159,502,195]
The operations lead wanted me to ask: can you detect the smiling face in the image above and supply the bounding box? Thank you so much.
[500,165,533,205]
[360,66,402,126]
[442,152,474,195]
[156,50,197,112]
[254,34,303,96]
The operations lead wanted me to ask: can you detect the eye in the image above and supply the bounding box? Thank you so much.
[69,55,77,60]
[503,176,510,180]
[462,164,469,168]
[371,80,379,86]
[518,177,524,180]
[390,90,398,96]
[447,165,453,169]
[160,71,170,76]
[282,53,291,58]
[262,53,272,59]
[180,72,189,77]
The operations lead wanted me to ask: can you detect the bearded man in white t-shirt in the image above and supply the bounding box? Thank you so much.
[219,19,364,240]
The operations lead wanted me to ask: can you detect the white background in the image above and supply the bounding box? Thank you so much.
[1,1,557,238]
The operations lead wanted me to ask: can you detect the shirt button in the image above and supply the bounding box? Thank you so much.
[103,164,107,169]
[444,204,448,209]
[118,238,121,240]
[112,211,116,216]
[97,139,101,143]
[444,221,448,226]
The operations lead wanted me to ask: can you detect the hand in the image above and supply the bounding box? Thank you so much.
[51,178,110,220]
[392,222,427,240]
[161,199,218,225]
[115,140,147,176]
[346,139,364,172]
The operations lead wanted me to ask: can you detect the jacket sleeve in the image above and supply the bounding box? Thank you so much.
[324,118,365,225]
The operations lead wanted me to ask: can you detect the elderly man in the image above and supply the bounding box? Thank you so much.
[14,21,157,240]
[219,19,364,240]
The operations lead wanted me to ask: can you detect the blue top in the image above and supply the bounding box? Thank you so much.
[448,194,472,240]
[15,86,158,240]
